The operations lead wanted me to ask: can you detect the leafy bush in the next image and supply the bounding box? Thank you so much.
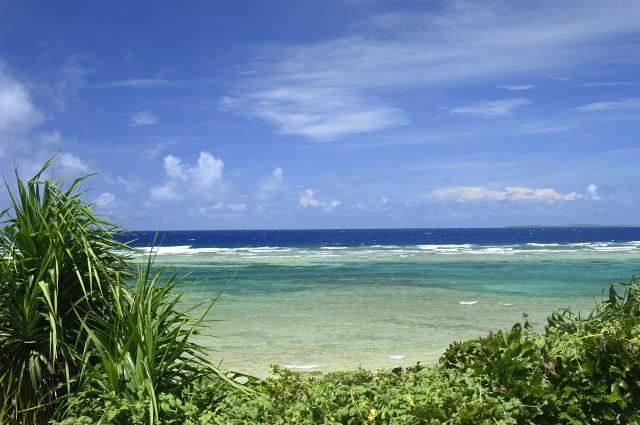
[57,278,640,424]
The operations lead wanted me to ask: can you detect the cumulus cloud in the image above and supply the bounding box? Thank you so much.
[573,98,640,112]
[298,189,341,211]
[448,98,531,118]
[129,110,159,126]
[430,185,600,202]
[58,152,90,172]
[0,64,43,156]
[0,60,91,177]
[149,151,225,203]
[585,184,600,200]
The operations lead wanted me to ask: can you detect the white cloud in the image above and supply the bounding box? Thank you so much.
[107,78,172,88]
[149,151,225,203]
[583,81,639,87]
[496,84,536,90]
[163,154,187,180]
[0,63,43,156]
[449,98,531,118]
[58,152,90,172]
[130,110,158,126]
[585,184,600,200]
[573,98,640,112]
[93,192,116,207]
[221,88,407,141]
[224,1,640,140]
[430,185,600,202]
[257,166,285,199]
[298,189,341,211]
[0,59,89,174]
[519,121,574,134]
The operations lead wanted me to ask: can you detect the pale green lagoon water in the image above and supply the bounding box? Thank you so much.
[149,244,640,376]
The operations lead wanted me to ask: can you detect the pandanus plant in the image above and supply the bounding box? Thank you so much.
[0,159,244,424]
[0,159,131,423]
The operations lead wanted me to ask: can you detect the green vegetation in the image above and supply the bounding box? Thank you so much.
[1,162,639,424]
[0,161,239,424]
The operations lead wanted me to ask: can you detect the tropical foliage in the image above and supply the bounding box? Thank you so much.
[1,161,639,424]
[0,161,236,424]
[56,282,640,424]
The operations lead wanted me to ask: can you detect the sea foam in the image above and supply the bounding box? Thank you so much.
[284,363,318,370]
[388,354,405,360]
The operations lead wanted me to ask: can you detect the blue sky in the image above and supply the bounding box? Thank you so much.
[1,0,639,229]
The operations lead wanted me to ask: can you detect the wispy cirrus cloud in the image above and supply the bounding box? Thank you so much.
[573,98,640,112]
[583,81,639,87]
[93,192,116,207]
[129,110,159,126]
[223,0,640,140]
[221,87,407,141]
[518,121,574,135]
[448,98,531,118]
[106,78,174,88]
[496,84,536,91]
[430,184,600,202]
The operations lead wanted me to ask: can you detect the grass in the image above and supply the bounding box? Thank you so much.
[1,160,639,424]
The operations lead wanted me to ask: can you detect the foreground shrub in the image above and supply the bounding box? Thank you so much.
[0,160,130,423]
[66,261,242,423]
[58,279,640,424]
[0,160,242,424]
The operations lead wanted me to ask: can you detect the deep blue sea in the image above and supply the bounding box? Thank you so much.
[121,227,640,248]
[122,228,640,375]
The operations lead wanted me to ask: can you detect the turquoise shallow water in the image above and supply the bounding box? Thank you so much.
[146,242,640,376]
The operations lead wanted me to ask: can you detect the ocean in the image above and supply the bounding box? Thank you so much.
[121,227,640,376]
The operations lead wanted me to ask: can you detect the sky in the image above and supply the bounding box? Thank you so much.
[0,0,639,229]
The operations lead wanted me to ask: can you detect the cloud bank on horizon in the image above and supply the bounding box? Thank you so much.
[0,0,639,229]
